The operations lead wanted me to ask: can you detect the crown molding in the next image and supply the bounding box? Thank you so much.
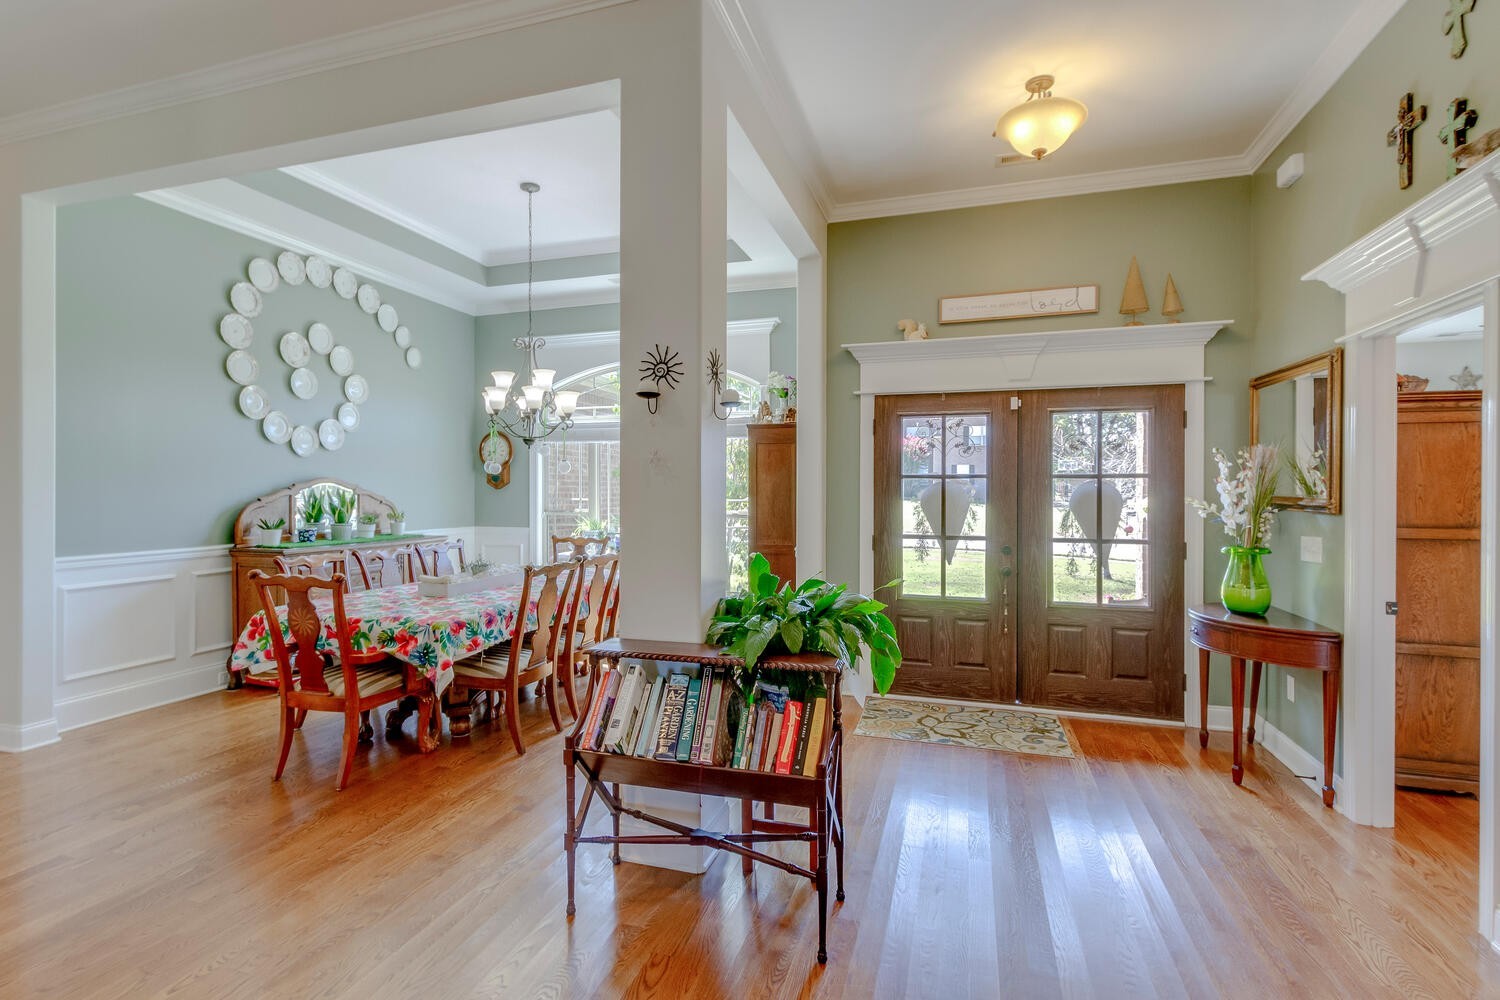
[0,0,635,146]
[845,320,1228,366]
[533,316,778,348]
[726,271,797,294]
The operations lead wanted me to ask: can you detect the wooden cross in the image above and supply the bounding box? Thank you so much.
[1439,97,1480,178]
[1386,93,1427,190]
[1443,0,1477,59]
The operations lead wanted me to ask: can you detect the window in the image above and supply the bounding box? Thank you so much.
[899,413,989,599]
[1049,409,1150,606]
[538,440,620,544]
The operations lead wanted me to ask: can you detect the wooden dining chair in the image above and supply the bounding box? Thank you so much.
[551,534,614,560]
[351,544,419,590]
[558,553,619,719]
[416,538,466,576]
[602,564,621,640]
[250,570,414,791]
[450,559,580,755]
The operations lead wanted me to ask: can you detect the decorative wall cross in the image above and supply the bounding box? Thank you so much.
[1443,0,1477,59]
[1386,93,1427,190]
[1439,97,1480,178]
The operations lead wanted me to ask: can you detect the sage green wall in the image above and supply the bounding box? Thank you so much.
[827,179,1255,712]
[56,196,477,555]
[1248,0,1500,760]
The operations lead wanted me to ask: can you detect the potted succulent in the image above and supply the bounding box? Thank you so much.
[300,489,327,541]
[329,490,354,541]
[254,517,285,546]
[356,512,379,539]
[387,509,408,535]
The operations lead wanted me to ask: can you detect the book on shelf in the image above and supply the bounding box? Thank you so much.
[689,669,715,764]
[653,672,691,760]
[710,682,739,767]
[731,697,752,768]
[603,663,643,753]
[791,694,813,774]
[675,674,702,762]
[762,706,783,772]
[800,689,828,776]
[774,700,803,774]
[630,676,665,757]
[578,666,614,751]
[591,668,624,750]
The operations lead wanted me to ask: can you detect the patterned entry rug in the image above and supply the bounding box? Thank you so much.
[853,697,1077,759]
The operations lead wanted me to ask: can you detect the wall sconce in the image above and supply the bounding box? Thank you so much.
[706,349,741,420]
[636,343,682,415]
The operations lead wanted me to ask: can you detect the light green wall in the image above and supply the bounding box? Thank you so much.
[56,196,477,555]
[1248,0,1500,759]
[826,179,1256,712]
[730,287,799,375]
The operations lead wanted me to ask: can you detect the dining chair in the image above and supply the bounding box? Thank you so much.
[351,544,419,590]
[602,564,621,639]
[450,559,581,755]
[558,553,618,719]
[416,538,466,576]
[250,570,414,791]
[551,534,614,560]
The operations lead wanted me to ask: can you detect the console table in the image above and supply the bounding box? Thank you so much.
[1188,603,1343,806]
[567,638,845,964]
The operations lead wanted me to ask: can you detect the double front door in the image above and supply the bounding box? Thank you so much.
[874,386,1184,719]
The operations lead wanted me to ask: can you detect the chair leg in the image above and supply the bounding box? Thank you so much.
[358,710,375,744]
[274,705,296,781]
[560,662,580,720]
[544,669,564,733]
[294,708,308,730]
[336,713,361,791]
[505,678,526,756]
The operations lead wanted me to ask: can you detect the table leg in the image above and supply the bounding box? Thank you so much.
[385,696,417,739]
[1248,661,1263,746]
[415,695,439,754]
[444,687,473,739]
[1322,668,1340,807]
[1230,657,1245,785]
[1198,648,1210,748]
[815,787,829,965]
[610,782,622,866]
[741,800,755,877]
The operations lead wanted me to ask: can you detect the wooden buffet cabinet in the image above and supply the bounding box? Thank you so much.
[748,423,796,581]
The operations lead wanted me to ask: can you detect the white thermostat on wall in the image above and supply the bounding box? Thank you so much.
[1276,152,1305,189]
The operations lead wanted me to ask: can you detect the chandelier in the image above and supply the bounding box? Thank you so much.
[993,75,1088,161]
[482,181,579,448]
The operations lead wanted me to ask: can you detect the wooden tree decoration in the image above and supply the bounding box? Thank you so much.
[1439,97,1480,178]
[1119,256,1149,326]
[1443,0,1477,59]
[1161,274,1184,323]
[1386,93,1427,190]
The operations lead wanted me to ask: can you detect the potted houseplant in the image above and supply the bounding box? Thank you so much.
[765,371,796,422]
[706,553,902,694]
[329,490,354,541]
[300,489,326,542]
[356,513,379,539]
[387,509,408,535]
[1189,444,1280,616]
[254,517,285,546]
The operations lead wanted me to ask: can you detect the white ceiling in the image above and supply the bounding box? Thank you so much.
[738,0,1388,216]
[1398,306,1485,343]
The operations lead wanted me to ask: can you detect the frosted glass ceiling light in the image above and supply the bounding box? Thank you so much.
[994,75,1088,160]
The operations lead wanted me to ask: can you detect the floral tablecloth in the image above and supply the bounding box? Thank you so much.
[229,581,536,698]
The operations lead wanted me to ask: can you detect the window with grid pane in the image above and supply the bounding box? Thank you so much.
[899,414,988,599]
[1049,409,1151,606]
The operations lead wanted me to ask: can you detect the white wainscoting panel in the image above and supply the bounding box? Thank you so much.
[475,526,532,567]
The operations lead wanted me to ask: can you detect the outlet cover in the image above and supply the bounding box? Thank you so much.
[1287,675,1296,702]
[1300,535,1323,563]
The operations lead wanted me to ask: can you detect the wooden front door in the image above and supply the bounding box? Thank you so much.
[875,394,1017,701]
[1016,386,1185,718]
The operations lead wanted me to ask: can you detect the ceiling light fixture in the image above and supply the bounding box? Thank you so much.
[994,75,1088,160]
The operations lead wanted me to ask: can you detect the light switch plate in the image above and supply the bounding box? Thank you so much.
[1287,675,1296,702]
[1300,535,1323,563]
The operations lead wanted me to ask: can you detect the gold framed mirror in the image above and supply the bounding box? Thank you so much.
[1249,347,1343,515]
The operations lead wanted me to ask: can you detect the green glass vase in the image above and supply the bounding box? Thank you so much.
[1220,545,1272,616]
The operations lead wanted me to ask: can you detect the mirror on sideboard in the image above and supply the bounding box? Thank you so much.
[1249,347,1343,515]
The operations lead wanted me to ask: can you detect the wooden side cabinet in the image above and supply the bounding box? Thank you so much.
[748,423,796,581]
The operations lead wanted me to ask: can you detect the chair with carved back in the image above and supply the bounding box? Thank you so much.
[351,544,420,590]
[250,570,414,790]
[602,564,621,640]
[557,553,619,719]
[551,535,614,560]
[416,538,467,576]
[451,559,581,755]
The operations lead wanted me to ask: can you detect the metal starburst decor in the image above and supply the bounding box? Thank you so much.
[639,344,683,392]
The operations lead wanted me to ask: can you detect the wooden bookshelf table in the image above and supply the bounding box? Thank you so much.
[566,638,846,964]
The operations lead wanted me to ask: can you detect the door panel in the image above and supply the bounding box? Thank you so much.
[875,394,1016,702]
[1018,386,1184,719]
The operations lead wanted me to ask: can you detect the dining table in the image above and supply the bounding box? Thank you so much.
[228,577,541,751]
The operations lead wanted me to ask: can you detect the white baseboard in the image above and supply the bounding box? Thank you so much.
[55,661,227,732]
[0,717,61,752]
[1205,705,1343,808]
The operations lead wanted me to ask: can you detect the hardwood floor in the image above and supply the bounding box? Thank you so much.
[1,691,1496,999]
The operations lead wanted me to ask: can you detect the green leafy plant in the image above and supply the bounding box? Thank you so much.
[302,490,326,524]
[328,489,354,525]
[358,513,379,526]
[388,509,407,521]
[574,513,614,536]
[706,553,902,694]
[255,517,285,531]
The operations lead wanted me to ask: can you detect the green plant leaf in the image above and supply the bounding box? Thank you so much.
[779,617,805,653]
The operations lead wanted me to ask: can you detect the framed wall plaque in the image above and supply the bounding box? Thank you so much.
[938,284,1100,324]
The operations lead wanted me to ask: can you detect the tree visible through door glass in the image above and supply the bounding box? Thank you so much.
[1050,410,1151,606]
[899,414,989,599]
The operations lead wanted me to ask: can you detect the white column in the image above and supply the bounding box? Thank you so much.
[795,253,825,581]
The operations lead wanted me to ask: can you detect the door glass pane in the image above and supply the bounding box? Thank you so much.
[945,478,986,536]
[901,417,942,475]
[1051,411,1097,473]
[1106,477,1148,541]
[943,414,988,474]
[1101,410,1149,474]
[1053,478,1100,539]
[1103,543,1148,605]
[902,478,940,534]
[946,539,987,598]
[1052,541,1098,605]
[901,537,942,597]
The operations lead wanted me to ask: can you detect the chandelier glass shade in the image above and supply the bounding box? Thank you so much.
[994,75,1088,160]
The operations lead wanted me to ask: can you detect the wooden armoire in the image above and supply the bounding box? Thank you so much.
[747,423,796,582]
[1395,391,1481,793]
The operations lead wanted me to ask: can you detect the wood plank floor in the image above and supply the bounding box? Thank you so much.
[1,690,1496,999]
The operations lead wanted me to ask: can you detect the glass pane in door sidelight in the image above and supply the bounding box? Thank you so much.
[901,537,942,597]
[941,414,989,474]
[1051,541,1099,605]
[1101,410,1149,474]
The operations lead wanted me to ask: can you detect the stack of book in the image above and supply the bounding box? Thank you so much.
[575,662,831,776]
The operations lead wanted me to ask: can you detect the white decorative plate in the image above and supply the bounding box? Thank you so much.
[225,350,259,385]
[376,303,398,332]
[290,367,318,400]
[329,344,354,376]
[356,283,381,314]
[238,385,268,419]
[393,325,411,348]
[262,410,291,444]
[305,255,333,289]
[247,258,280,293]
[307,322,333,355]
[279,331,312,368]
[338,402,360,430]
[405,347,422,369]
[277,251,306,285]
[319,419,346,451]
[332,267,358,299]
[219,314,253,349]
[230,282,263,318]
[290,425,317,457]
[344,374,369,404]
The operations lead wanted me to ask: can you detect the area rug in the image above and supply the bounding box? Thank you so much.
[853,697,1077,759]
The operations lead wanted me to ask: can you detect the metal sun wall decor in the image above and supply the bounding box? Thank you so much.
[219,251,421,458]
[705,348,742,420]
[636,343,682,414]
[1386,92,1428,190]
